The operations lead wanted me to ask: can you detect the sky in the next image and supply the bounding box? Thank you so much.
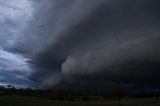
[0,0,160,90]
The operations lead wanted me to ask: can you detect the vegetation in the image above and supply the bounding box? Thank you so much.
[0,85,160,106]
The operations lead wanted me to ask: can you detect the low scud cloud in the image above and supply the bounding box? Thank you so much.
[1,0,160,89]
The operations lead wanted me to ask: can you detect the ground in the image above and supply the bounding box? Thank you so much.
[0,95,160,106]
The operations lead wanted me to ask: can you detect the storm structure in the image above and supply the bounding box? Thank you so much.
[0,0,160,90]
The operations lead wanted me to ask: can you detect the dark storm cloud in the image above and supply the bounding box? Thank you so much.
[16,0,160,89]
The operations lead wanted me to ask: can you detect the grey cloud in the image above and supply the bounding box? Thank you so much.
[0,0,35,87]
[11,0,160,89]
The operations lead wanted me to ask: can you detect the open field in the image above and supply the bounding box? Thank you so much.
[0,95,160,106]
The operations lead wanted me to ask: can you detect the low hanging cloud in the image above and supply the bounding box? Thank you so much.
[24,0,160,89]
[2,0,160,89]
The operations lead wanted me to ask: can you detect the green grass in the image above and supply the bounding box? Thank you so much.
[0,95,160,106]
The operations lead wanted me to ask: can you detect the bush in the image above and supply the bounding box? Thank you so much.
[81,96,91,101]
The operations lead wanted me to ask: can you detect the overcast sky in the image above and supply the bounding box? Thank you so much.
[0,0,160,90]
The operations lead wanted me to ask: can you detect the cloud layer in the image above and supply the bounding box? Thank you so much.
[0,0,35,87]
[1,0,160,90]
[24,0,160,89]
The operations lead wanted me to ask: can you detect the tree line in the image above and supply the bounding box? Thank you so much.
[0,85,160,101]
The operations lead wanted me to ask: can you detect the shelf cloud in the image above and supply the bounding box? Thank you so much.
[1,0,160,89]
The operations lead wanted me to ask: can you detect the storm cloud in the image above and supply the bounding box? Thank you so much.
[1,0,160,89]
[23,0,160,89]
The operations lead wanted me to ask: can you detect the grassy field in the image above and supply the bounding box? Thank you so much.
[0,95,160,106]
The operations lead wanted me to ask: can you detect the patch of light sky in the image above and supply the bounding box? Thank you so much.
[0,49,32,74]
